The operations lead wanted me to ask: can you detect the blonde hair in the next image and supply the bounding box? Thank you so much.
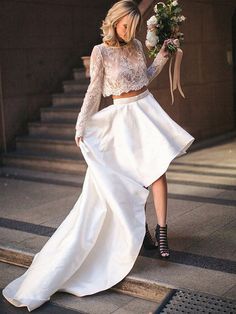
[100,0,142,47]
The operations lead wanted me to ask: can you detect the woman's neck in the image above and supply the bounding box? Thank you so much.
[118,40,127,46]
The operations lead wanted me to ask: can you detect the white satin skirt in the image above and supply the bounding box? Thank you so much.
[2,89,194,311]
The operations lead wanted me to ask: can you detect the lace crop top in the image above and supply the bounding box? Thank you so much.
[75,38,169,137]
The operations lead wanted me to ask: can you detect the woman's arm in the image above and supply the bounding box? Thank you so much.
[136,39,169,84]
[75,45,104,138]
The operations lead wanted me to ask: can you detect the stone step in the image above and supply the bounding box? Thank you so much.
[52,93,84,106]
[0,245,171,303]
[0,244,234,302]
[0,166,84,187]
[28,121,75,138]
[63,81,89,93]
[166,170,236,188]
[40,106,80,123]
[0,261,162,314]
[2,152,86,175]
[170,162,236,176]
[73,68,87,80]
[15,136,83,158]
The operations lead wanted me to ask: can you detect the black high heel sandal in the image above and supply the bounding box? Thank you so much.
[155,224,170,258]
[143,223,157,250]
[142,196,157,250]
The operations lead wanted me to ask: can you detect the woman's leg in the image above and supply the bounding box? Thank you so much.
[151,173,169,257]
[151,173,168,227]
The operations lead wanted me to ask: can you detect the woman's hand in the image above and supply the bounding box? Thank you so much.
[75,135,83,148]
[159,39,178,58]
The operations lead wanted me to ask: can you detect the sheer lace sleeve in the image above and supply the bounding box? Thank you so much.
[75,45,104,137]
[136,39,169,84]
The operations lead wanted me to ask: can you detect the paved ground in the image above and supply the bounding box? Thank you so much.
[0,137,235,313]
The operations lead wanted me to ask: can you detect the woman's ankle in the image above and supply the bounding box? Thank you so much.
[157,222,167,227]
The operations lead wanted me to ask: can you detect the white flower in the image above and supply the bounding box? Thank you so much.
[179,15,186,22]
[146,30,159,47]
[147,15,158,27]
[145,40,153,50]
[172,1,178,6]
[154,4,158,13]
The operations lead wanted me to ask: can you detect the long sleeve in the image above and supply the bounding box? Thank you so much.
[75,45,104,137]
[136,39,169,84]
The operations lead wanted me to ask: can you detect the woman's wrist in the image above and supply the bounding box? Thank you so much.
[158,50,169,60]
[75,130,83,138]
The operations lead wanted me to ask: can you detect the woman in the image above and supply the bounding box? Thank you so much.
[2,0,194,311]
[75,0,193,257]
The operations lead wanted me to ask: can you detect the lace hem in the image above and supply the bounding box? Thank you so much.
[103,82,149,97]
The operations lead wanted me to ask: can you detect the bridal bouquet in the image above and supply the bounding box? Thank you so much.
[145,0,186,58]
[145,0,186,104]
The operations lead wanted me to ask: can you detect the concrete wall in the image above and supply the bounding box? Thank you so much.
[0,0,114,152]
[0,0,235,153]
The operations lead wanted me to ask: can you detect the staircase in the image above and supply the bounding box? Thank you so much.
[0,68,94,187]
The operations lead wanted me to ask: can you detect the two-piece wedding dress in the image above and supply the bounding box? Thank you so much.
[2,38,194,311]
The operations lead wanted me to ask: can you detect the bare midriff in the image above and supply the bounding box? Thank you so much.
[112,86,147,99]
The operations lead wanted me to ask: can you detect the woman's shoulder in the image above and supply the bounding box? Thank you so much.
[134,37,141,43]
[89,43,104,58]
[91,43,103,51]
[133,38,142,47]
[90,43,108,56]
